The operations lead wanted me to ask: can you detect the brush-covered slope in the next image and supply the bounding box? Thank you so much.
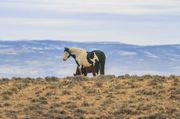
[0,40,180,77]
[0,75,179,119]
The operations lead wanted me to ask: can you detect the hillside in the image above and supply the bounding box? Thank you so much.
[0,40,180,77]
[0,75,179,119]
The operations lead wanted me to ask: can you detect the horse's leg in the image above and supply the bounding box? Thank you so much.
[83,67,88,76]
[81,67,84,75]
[84,68,87,76]
[74,67,79,76]
[98,57,105,75]
[79,65,85,76]
[92,69,96,76]
[95,62,99,75]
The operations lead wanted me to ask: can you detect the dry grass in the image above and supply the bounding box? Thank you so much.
[0,75,179,119]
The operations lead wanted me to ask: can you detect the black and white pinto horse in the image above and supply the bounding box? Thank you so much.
[63,47,106,76]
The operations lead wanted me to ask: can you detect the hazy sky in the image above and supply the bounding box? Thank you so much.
[0,0,180,45]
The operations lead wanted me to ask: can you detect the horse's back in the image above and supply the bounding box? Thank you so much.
[92,50,106,61]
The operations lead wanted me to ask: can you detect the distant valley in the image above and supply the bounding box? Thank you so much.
[0,40,180,77]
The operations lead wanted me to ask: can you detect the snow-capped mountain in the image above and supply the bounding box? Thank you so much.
[0,40,180,77]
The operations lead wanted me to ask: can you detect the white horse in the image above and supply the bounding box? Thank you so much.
[63,47,105,76]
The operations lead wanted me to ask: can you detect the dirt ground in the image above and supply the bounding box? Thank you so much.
[0,75,179,119]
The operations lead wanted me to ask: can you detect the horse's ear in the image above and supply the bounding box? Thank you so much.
[64,47,69,52]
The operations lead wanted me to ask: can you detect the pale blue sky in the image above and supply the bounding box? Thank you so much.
[0,0,180,45]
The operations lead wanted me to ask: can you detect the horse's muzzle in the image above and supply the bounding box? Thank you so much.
[63,58,66,61]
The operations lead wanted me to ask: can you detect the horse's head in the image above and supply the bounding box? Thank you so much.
[63,47,71,61]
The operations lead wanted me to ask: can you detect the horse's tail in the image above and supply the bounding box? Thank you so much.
[99,57,105,75]
[98,51,106,75]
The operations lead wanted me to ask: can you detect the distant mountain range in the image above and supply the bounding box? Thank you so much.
[0,40,180,77]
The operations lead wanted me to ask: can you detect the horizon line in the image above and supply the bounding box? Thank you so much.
[0,39,180,47]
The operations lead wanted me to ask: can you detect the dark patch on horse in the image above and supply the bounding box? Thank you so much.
[90,50,106,75]
[87,51,94,64]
